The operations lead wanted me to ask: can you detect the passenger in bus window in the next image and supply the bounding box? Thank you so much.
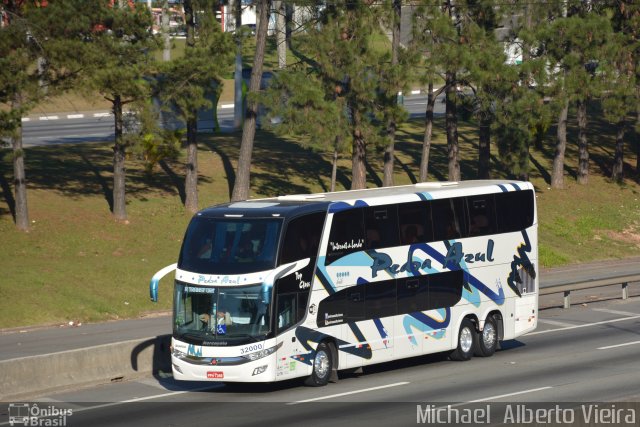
[196,238,212,259]
[236,237,256,262]
[403,224,420,244]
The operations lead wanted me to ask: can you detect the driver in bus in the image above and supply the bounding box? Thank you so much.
[199,310,233,327]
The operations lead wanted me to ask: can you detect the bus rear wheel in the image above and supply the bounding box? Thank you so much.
[305,342,333,386]
[450,318,477,361]
[475,315,498,357]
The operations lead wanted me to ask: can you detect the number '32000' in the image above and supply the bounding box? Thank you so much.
[240,343,263,354]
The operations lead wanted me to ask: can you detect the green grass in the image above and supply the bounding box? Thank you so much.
[1,108,640,328]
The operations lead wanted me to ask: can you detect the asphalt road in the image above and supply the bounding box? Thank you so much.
[2,296,638,427]
[20,94,444,147]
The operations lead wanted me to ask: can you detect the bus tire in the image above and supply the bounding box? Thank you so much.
[305,341,333,387]
[475,315,498,357]
[450,318,476,361]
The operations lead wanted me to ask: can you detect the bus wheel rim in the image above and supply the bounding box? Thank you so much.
[314,350,330,379]
[483,323,496,348]
[460,327,473,353]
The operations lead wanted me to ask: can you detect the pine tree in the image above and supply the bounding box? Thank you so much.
[83,1,157,221]
[260,1,401,190]
[157,0,233,212]
[0,0,98,230]
[411,0,461,181]
[534,2,611,188]
[231,0,271,201]
[609,1,640,180]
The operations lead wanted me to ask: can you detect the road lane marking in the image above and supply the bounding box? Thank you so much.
[21,117,31,122]
[67,114,85,119]
[597,340,640,350]
[39,116,59,120]
[220,104,234,109]
[411,90,421,95]
[528,315,640,336]
[592,308,639,317]
[425,387,554,412]
[288,381,410,405]
[467,386,553,403]
[93,112,111,117]
[537,319,576,328]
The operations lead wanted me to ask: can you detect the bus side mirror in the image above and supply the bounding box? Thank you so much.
[149,263,177,302]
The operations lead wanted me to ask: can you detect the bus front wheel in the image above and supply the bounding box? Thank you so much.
[450,318,477,361]
[305,341,333,387]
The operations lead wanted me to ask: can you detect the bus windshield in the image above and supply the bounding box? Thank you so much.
[173,282,272,343]
[179,217,283,275]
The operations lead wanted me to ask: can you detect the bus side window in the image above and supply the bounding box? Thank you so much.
[495,190,535,233]
[279,212,326,265]
[326,208,365,264]
[427,270,464,310]
[397,277,428,313]
[364,205,399,249]
[398,201,433,244]
[276,293,297,332]
[432,198,467,240]
[365,279,396,319]
[466,195,497,237]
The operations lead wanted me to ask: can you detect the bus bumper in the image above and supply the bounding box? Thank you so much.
[171,353,277,382]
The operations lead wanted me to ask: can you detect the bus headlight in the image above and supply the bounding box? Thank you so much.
[173,347,187,358]
[243,345,277,361]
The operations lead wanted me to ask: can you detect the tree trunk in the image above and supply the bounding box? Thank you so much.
[231,0,270,202]
[275,1,286,69]
[285,2,293,49]
[331,147,338,192]
[382,0,401,188]
[636,102,640,177]
[478,114,491,179]
[233,0,243,130]
[519,138,530,182]
[112,94,127,221]
[184,1,198,213]
[551,99,569,189]
[12,96,29,231]
[419,81,434,182]
[576,99,589,184]
[445,72,460,181]
[162,0,170,62]
[185,117,198,212]
[350,107,367,190]
[611,119,625,183]
[534,122,545,150]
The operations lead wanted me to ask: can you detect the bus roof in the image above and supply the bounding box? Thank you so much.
[196,180,532,219]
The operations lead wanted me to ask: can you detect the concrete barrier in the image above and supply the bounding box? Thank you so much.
[0,335,171,401]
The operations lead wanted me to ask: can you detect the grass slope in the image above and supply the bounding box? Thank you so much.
[1,113,639,328]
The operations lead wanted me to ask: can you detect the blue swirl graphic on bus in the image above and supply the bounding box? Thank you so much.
[408,243,504,305]
[373,318,390,348]
[403,309,449,347]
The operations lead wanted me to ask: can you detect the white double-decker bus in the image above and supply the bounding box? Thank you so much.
[150,180,538,386]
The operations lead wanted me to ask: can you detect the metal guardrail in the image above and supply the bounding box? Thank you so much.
[540,272,640,309]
